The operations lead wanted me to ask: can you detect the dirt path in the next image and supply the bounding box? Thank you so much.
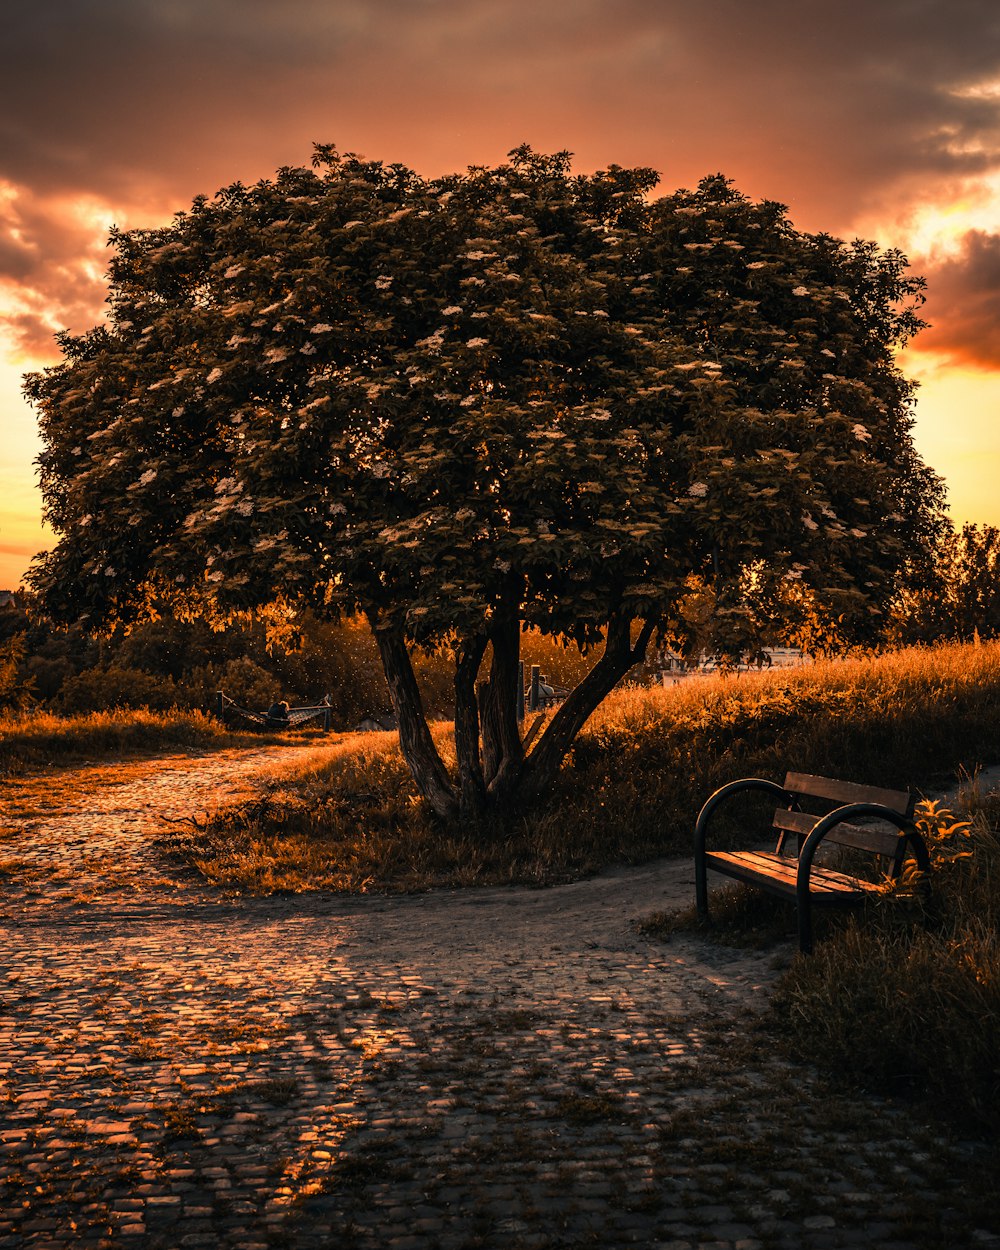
[0,747,996,1250]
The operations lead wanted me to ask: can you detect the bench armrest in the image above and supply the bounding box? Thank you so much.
[694,777,788,920]
[694,778,790,858]
[796,802,929,896]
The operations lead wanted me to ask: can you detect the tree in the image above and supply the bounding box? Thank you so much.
[890,523,1000,644]
[25,145,945,820]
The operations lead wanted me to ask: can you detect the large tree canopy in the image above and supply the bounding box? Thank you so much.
[25,145,945,818]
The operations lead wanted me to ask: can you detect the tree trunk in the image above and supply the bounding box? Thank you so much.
[519,616,655,806]
[369,616,458,821]
[480,609,525,805]
[454,634,488,818]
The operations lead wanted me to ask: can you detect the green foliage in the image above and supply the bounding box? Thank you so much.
[0,634,34,710]
[23,145,946,818]
[55,663,181,713]
[891,522,1000,644]
[25,147,941,652]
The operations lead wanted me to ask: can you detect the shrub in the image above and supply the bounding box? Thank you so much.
[56,665,179,713]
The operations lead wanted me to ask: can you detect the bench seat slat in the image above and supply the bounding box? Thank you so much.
[783,771,914,816]
[705,850,882,903]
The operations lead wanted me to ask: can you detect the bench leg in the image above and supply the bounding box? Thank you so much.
[695,856,709,921]
[797,900,813,954]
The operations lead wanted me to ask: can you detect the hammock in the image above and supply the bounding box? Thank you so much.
[218,693,331,728]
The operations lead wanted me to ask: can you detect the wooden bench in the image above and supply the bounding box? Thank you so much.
[694,772,931,953]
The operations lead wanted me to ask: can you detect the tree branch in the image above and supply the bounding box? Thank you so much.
[520,616,655,804]
[368,613,458,821]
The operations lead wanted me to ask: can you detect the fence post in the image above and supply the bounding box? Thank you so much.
[517,661,525,724]
[529,665,540,712]
[215,690,225,723]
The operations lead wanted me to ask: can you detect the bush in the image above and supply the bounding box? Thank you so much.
[56,665,179,713]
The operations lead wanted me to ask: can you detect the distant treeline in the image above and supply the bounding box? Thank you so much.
[1,522,998,724]
[0,601,596,729]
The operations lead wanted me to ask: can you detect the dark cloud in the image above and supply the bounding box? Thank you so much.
[919,230,1000,367]
[1,0,998,220]
[2,0,1000,357]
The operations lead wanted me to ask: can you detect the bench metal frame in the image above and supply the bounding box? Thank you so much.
[694,773,931,953]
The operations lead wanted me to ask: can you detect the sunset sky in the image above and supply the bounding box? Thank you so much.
[2,0,1000,589]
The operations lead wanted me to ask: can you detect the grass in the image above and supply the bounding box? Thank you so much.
[0,706,324,777]
[164,639,1000,894]
[768,791,1000,1130]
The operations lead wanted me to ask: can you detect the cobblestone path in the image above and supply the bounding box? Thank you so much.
[0,748,997,1249]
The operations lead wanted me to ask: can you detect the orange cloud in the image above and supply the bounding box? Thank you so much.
[916,230,1000,368]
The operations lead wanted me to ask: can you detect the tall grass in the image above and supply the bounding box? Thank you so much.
[770,793,1000,1129]
[0,707,270,777]
[171,641,1000,894]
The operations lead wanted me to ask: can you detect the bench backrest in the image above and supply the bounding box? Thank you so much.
[774,772,916,862]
